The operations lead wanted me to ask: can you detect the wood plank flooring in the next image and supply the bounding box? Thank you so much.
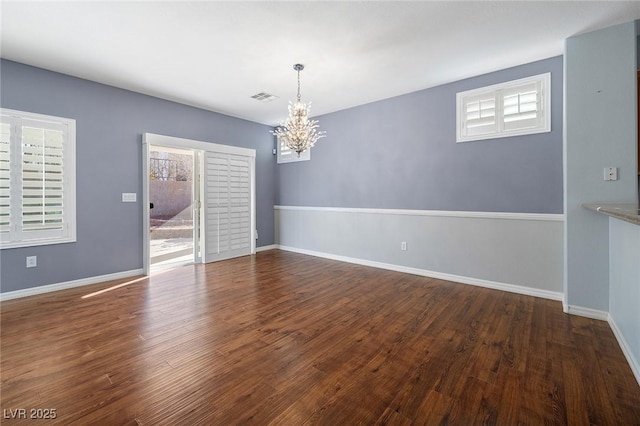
[1,250,639,425]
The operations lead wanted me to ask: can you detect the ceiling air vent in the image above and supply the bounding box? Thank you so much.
[251,92,279,102]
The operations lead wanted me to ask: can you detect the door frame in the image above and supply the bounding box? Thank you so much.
[142,133,256,275]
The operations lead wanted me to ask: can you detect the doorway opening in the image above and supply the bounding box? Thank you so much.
[143,133,255,275]
[149,146,198,269]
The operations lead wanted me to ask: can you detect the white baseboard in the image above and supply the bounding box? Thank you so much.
[0,269,144,302]
[277,245,563,301]
[256,244,278,253]
[563,304,639,386]
[608,314,640,386]
[562,304,609,321]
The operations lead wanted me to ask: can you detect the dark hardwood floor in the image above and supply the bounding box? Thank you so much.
[1,250,639,425]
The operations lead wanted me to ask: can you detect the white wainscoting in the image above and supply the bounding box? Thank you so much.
[275,206,564,300]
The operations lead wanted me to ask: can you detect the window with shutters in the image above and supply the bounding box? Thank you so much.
[0,109,76,249]
[456,73,551,142]
[276,138,310,164]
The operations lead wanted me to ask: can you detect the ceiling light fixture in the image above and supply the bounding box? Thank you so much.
[271,64,326,157]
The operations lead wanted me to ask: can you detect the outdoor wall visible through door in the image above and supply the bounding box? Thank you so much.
[149,146,195,267]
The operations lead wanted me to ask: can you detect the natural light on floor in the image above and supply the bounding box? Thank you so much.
[81,264,191,299]
[81,276,148,299]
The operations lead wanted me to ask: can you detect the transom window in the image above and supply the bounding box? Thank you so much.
[276,138,310,164]
[456,73,551,142]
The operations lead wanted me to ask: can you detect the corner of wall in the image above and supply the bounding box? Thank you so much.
[563,20,637,312]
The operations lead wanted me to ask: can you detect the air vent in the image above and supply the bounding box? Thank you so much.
[251,92,279,102]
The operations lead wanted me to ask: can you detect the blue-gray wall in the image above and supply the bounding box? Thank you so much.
[0,59,276,293]
[277,56,563,214]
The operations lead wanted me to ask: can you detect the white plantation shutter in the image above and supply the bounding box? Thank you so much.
[0,109,75,249]
[502,81,542,131]
[278,142,294,163]
[0,122,10,234]
[21,121,66,233]
[462,91,497,138]
[457,73,550,142]
[204,151,252,262]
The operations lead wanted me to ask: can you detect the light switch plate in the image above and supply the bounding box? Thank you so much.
[122,193,137,202]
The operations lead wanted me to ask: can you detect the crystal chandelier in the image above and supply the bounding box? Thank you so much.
[271,64,326,157]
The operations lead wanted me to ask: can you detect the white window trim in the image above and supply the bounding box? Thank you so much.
[276,138,310,164]
[1,108,76,249]
[456,72,551,143]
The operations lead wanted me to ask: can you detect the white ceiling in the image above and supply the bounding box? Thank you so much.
[2,1,639,126]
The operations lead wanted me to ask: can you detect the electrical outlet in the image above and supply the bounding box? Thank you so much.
[26,256,37,268]
[401,241,407,251]
[604,167,618,181]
